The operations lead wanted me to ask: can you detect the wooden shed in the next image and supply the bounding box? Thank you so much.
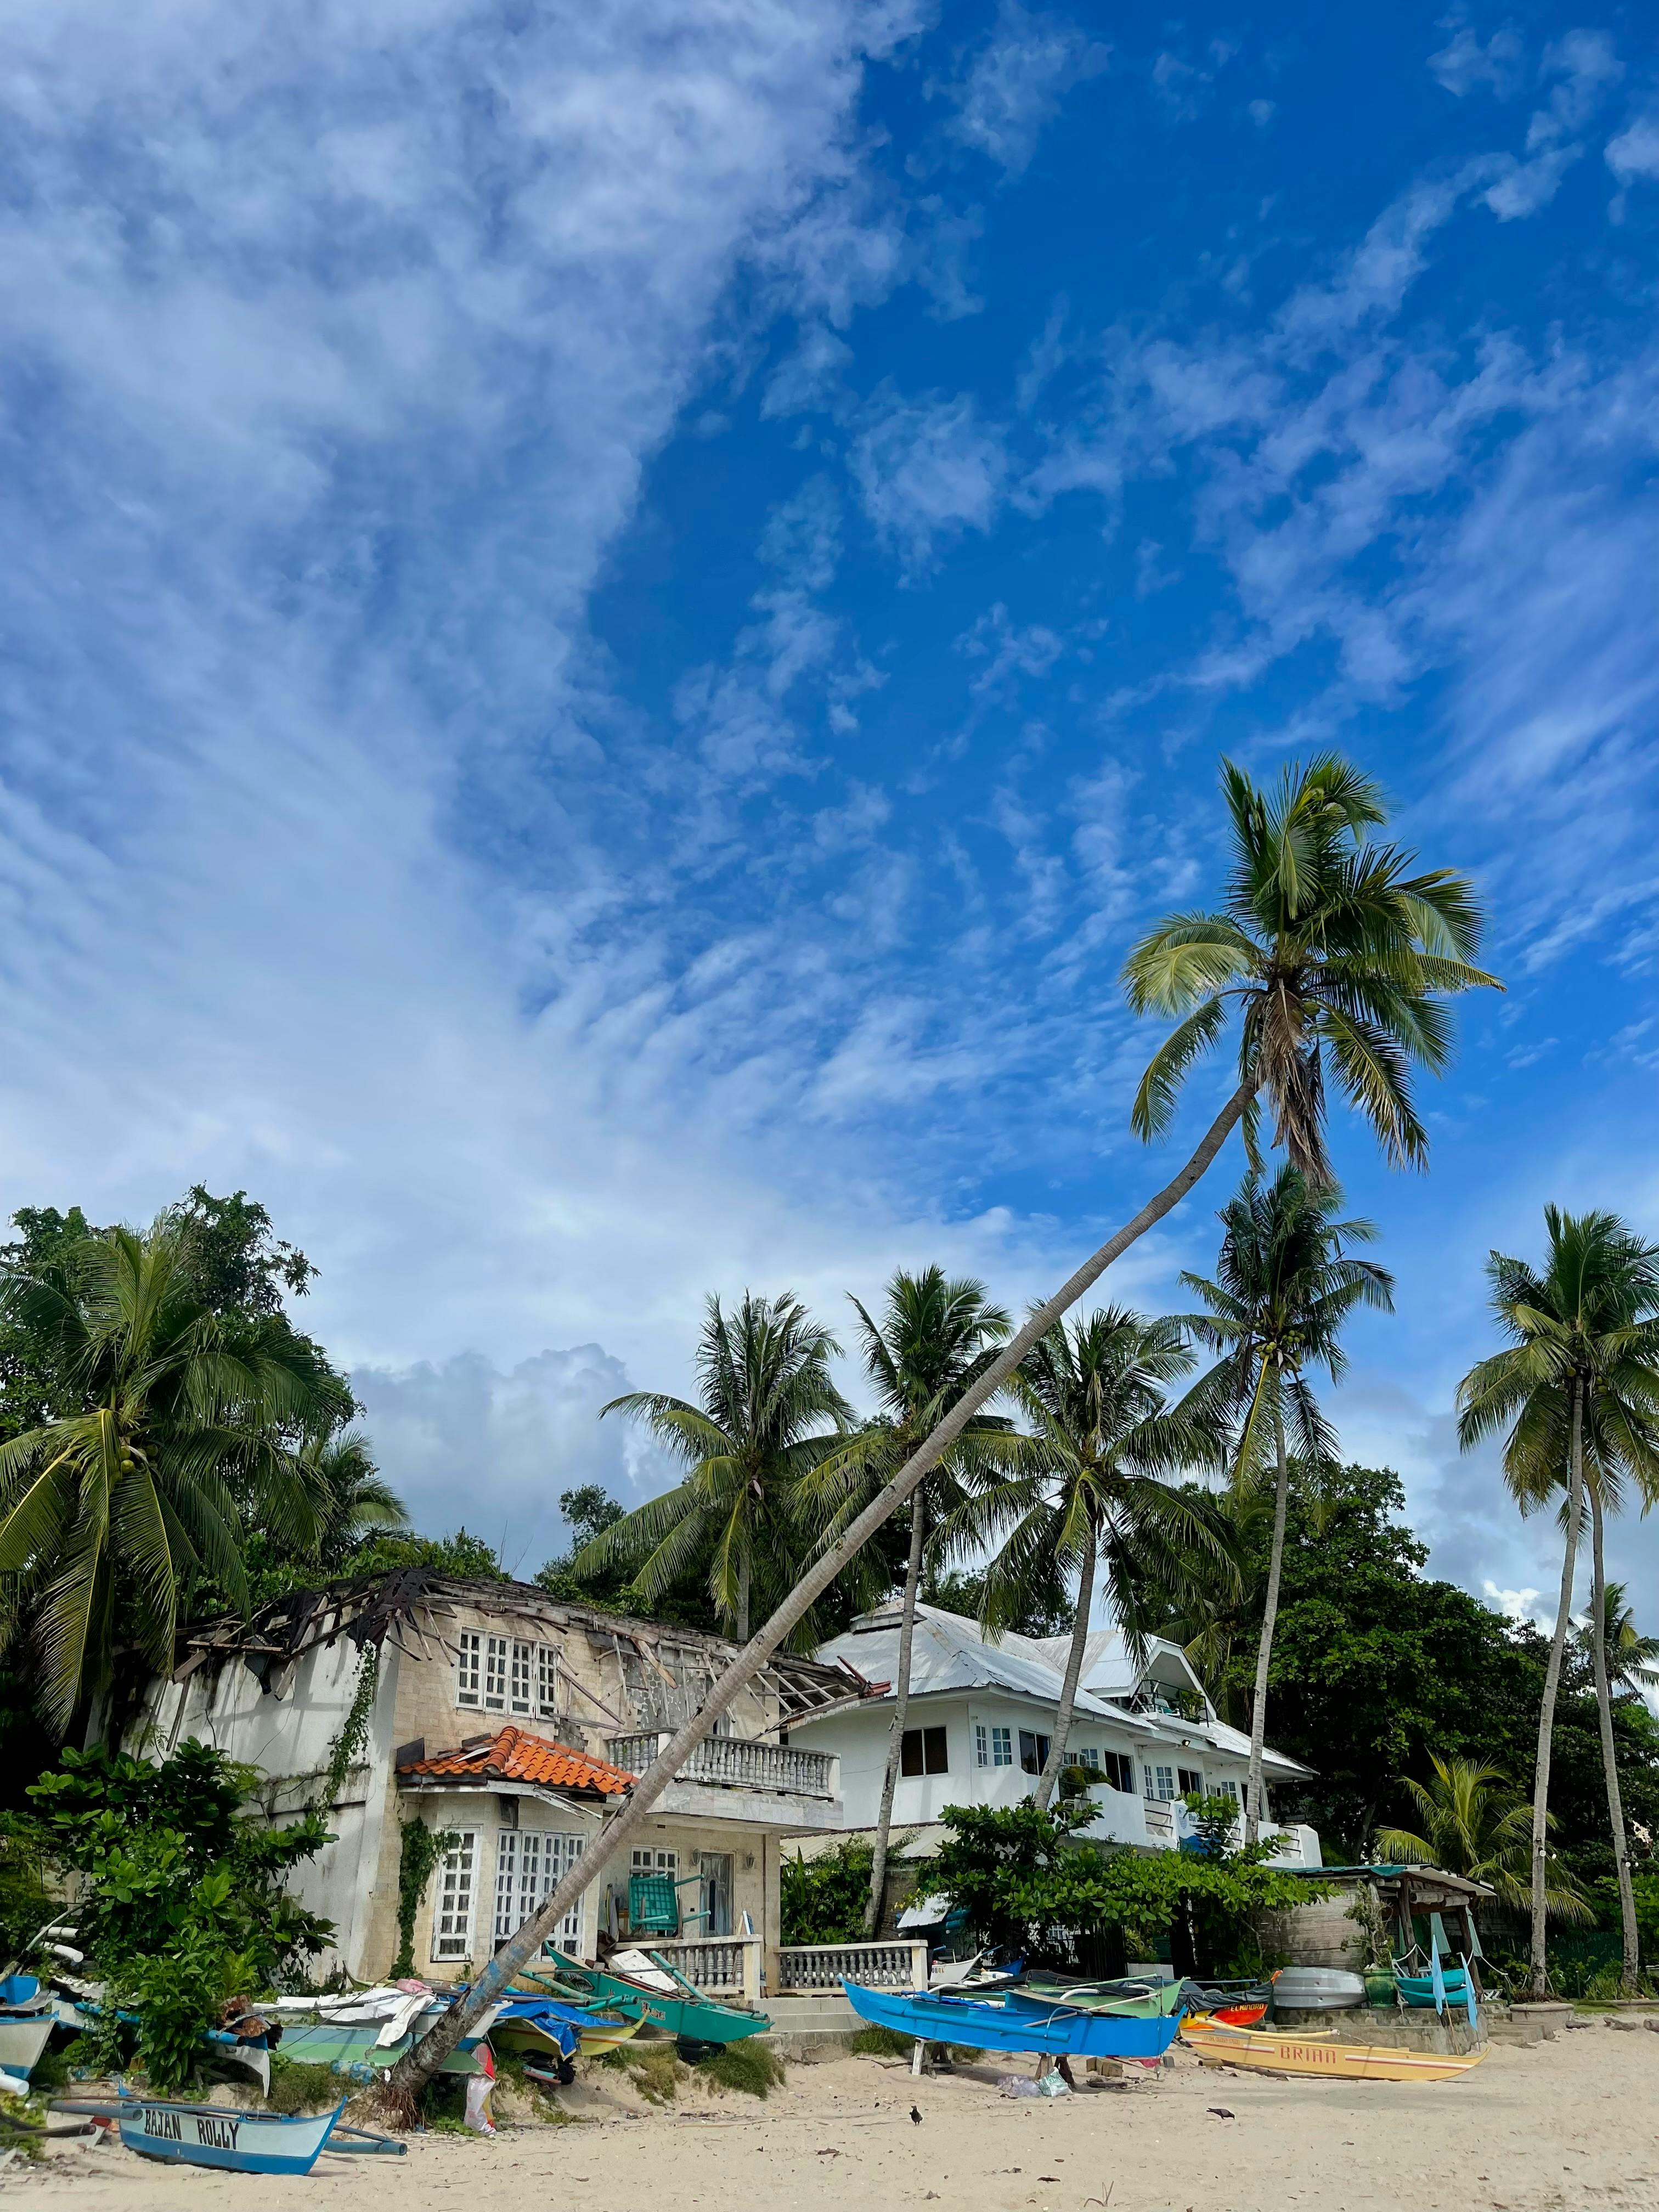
[1259,1863,1493,1983]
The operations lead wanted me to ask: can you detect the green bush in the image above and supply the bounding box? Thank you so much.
[21,1739,333,2094]
[847,2024,916,2058]
[696,2041,786,2097]
[265,2056,345,2115]
[780,1838,874,1945]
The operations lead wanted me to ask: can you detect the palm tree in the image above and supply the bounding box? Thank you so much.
[305,1431,409,1564]
[1178,1166,1393,1841]
[1375,1753,1590,1925]
[582,1291,853,1645]
[1458,1210,1659,1994]
[802,1268,1014,1934]
[947,1306,1232,1808]
[1123,754,1498,1189]
[1579,1581,1659,1699]
[0,1220,346,1729]
[389,754,1499,2102]
[1150,1486,1271,1730]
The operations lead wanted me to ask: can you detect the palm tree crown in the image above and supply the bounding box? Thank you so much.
[0,1220,349,1728]
[1122,754,1499,1188]
[1179,1165,1395,1486]
[1375,1753,1589,1924]
[583,1290,853,1645]
[947,1305,1231,1806]
[1580,1581,1659,1699]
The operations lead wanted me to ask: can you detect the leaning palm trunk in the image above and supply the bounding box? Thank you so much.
[387,1080,1255,2101]
[1035,1518,1097,1810]
[1244,1402,1290,1846]
[1530,1379,1585,1996]
[1588,1483,1639,1992]
[864,1495,927,1936]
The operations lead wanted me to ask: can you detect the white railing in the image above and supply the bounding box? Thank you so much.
[652,1934,764,2002]
[1143,1798,1175,1842]
[778,1940,930,1991]
[606,1733,838,1799]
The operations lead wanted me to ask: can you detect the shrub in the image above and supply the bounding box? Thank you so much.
[696,2041,786,2097]
[847,2024,916,2058]
[780,1838,874,1945]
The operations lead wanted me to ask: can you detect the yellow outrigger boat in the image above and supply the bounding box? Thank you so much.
[1180,2019,1485,2082]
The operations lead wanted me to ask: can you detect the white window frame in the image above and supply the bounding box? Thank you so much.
[482,1635,509,1712]
[537,1644,560,1719]
[431,1831,478,1961]
[1144,1763,1175,1803]
[990,1725,1013,1768]
[510,1640,535,1716]
[457,1631,482,1708]
[1100,1750,1135,1794]
[1078,1746,1101,1770]
[631,1847,678,1875]
[974,1723,989,1768]
[495,1828,585,1947]
[1177,1765,1205,1798]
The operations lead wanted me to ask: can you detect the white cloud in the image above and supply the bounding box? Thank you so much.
[1429,21,1526,100]
[1606,112,1659,183]
[851,390,1012,571]
[942,0,1109,176]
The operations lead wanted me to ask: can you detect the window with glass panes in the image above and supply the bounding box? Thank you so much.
[1018,1729,1050,1776]
[1144,1763,1175,1802]
[494,1830,584,1947]
[901,1726,949,1776]
[456,1628,562,1719]
[1177,1766,1204,1797]
[1099,1750,1135,1793]
[431,1832,478,1959]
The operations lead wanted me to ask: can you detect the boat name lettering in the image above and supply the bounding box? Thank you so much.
[142,2109,241,2150]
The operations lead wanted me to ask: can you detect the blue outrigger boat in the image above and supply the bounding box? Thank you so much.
[842,1978,1184,2059]
[54,2092,406,2175]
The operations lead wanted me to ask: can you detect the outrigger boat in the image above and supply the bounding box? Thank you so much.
[54,2093,406,2172]
[843,1978,1183,2059]
[545,1948,768,2047]
[1179,2021,1486,2081]
[1014,1974,1188,2019]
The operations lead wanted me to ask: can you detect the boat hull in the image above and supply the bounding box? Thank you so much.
[1016,1976,1187,2019]
[545,1951,766,2047]
[843,1980,1181,2059]
[119,2097,345,2174]
[1180,2022,1486,2081]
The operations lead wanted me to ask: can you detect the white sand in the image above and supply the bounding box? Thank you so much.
[15,2027,1658,2211]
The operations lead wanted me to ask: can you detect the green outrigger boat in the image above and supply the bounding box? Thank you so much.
[544,1948,768,2047]
[1014,1973,1188,2018]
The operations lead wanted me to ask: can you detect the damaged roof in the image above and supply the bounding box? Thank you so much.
[172,1568,873,1722]
[398,1725,635,1797]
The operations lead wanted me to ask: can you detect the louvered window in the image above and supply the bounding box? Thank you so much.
[431,1832,478,1959]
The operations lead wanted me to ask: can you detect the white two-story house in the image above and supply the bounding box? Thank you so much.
[134,1570,876,1996]
[790,1601,1320,1865]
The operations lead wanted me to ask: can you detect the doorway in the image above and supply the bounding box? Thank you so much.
[698,1852,735,1938]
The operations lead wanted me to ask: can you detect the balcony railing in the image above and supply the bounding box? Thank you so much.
[606,1733,837,1799]
[652,1935,764,2002]
[1142,1798,1175,1841]
[777,1940,930,1991]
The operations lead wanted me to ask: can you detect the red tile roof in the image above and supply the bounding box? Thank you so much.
[397,1725,635,1796]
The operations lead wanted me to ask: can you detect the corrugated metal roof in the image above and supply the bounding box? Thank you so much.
[397,1725,635,1795]
[814,1605,1159,1731]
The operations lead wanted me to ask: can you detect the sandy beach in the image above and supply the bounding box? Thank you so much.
[13,2027,1659,2212]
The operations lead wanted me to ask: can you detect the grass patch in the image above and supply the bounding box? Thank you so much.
[623,2042,682,2106]
[266,2056,347,2115]
[695,2041,787,2099]
[847,2025,916,2059]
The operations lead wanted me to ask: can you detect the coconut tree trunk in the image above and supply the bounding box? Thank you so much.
[1588,1481,1639,1993]
[1530,1375,1585,1997]
[387,1077,1256,2102]
[736,1553,751,1646]
[1245,1401,1290,1847]
[1035,1515,1097,1811]
[864,1490,927,1936]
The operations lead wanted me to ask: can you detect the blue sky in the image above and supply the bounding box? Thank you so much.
[2,0,1657,1613]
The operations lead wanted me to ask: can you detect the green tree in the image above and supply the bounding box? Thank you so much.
[24,1737,332,2091]
[1124,752,1499,1189]
[950,1305,1229,1809]
[1458,1209,1659,1993]
[1578,1582,1659,1699]
[1375,1753,1590,1925]
[582,1292,853,1645]
[388,754,1498,2101]
[1179,1167,1393,1838]
[0,1219,353,1730]
[802,1268,1014,1936]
